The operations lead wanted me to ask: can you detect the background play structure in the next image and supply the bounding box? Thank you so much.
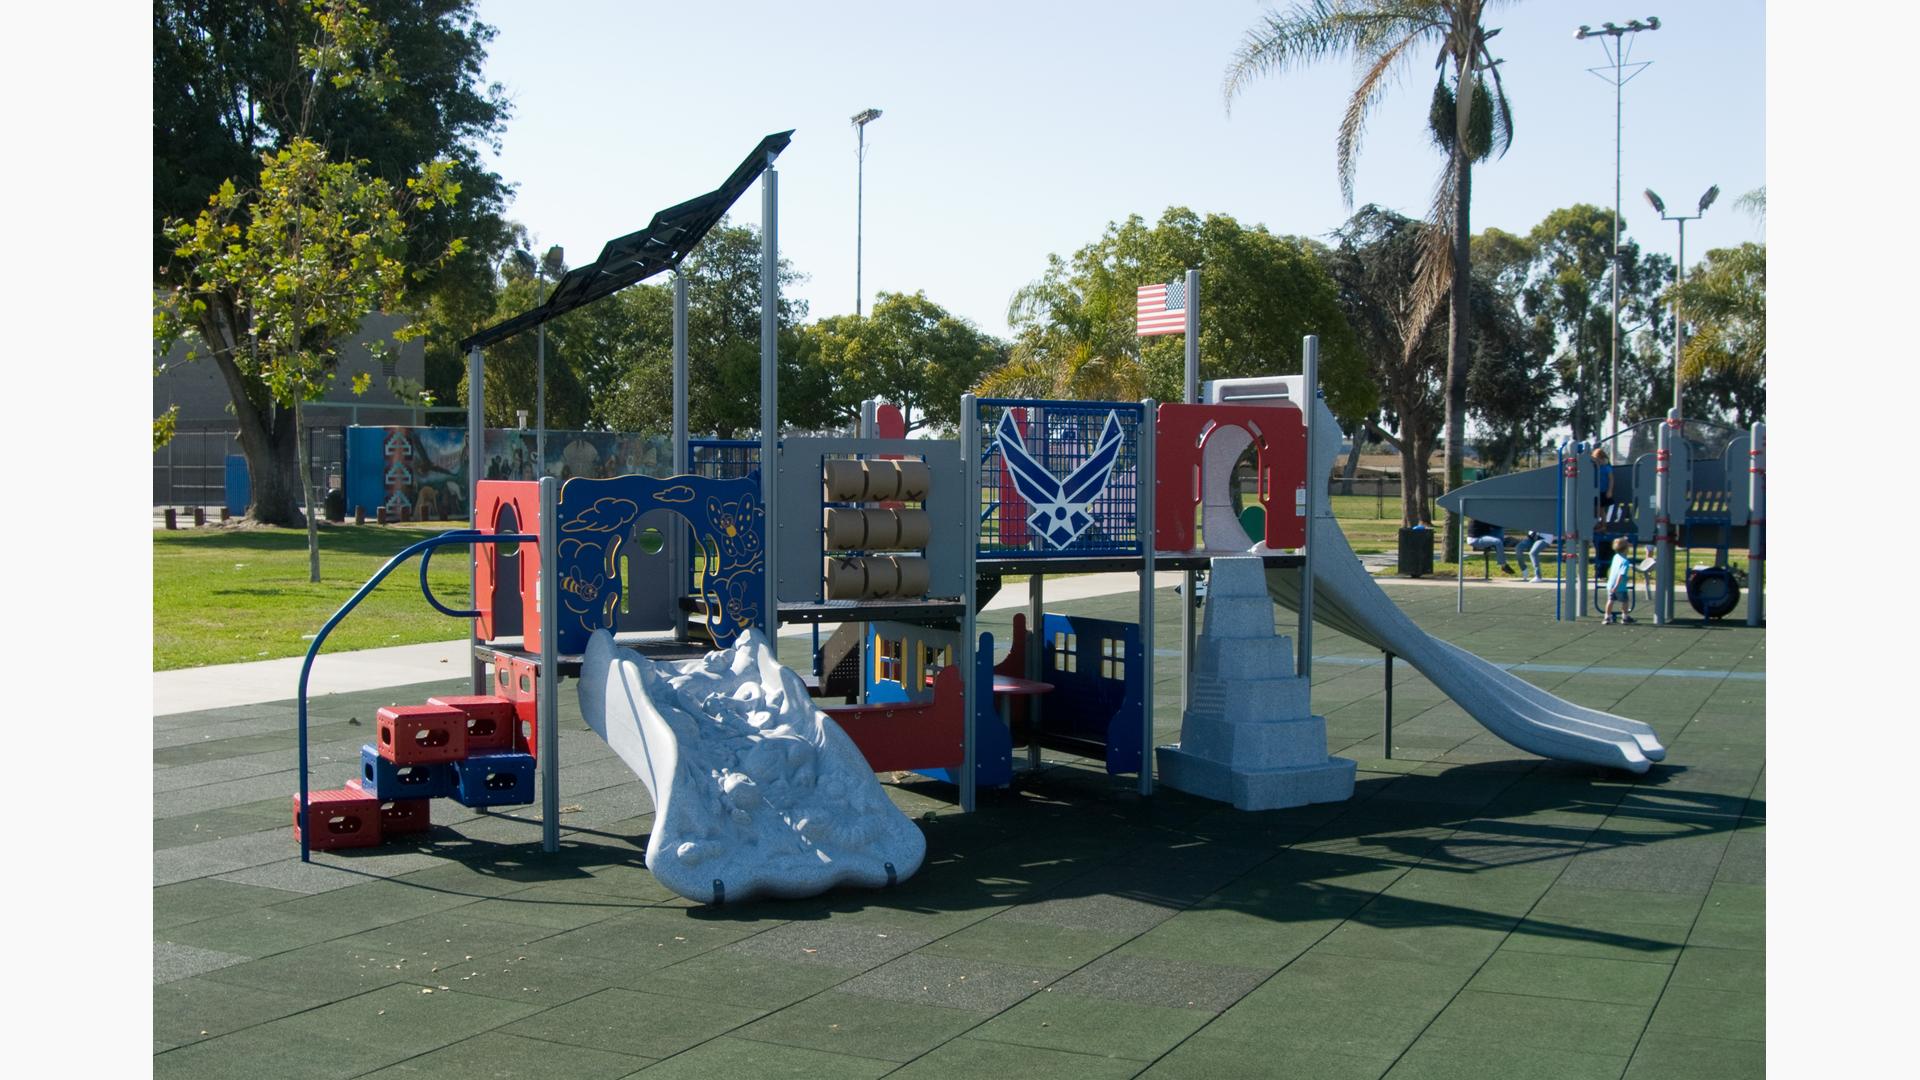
[287,129,1744,904]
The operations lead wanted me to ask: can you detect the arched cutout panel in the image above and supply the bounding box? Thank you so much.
[1154,402,1306,552]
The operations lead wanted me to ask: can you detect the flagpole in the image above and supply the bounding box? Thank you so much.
[1180,269,1198,722]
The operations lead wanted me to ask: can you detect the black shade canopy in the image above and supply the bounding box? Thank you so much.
[460,130,793,351]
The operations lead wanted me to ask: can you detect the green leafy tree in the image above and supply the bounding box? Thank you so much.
[153,0,511,521]
[587,221,834,438]
[807,292,1008,435]
[1521,204,1672,439]
[1669,241,1765,425]
[983,208,1371,421]
[156,2,465,587]
[1226,0,1516,551]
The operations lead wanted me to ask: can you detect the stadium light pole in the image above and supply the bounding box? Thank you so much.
[851,108,882,317]
[1644,185,1717,418]
[1576,16,1658,443]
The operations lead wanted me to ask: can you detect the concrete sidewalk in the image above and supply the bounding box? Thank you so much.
[152,570,1183,716]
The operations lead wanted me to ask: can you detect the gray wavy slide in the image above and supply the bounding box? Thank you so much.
[1255,384,1664,773]
[1266,520,1663,772]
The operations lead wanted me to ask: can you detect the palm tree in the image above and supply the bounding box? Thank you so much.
[1225,1,1513,552]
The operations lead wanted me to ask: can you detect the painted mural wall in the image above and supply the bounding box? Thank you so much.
[345,426,671,519]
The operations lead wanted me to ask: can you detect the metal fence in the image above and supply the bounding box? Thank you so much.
[153,424,346,514]
[688,439,760,479]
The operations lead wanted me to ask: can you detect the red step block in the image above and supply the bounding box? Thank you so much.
[492,655,541,759]
[345,778,432,835]
[292,788,382,850]
[376,704,468,765]
[427,695,515,752]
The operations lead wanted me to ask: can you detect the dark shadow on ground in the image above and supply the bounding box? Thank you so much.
[349,755,1759,960]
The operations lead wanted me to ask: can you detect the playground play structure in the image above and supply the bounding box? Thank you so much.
[1439,414,1765,627]
[290,131,1673,899]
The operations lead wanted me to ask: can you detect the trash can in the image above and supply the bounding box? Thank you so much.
[324,486,347,522]
[1397,525,1434,578]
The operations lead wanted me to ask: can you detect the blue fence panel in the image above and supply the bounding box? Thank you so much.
[975,398,1146,559]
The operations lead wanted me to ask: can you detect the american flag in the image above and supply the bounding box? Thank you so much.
[1135,279,1187,336]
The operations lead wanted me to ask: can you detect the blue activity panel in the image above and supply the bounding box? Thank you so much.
[1037,614,1145,776]
[976,398,1146,560]
[552,472,765,651]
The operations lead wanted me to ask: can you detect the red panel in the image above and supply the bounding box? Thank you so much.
[990,614,1035,740]
[376,704,469,765]
[428,695,516,752]
[494,655,541,758]
[346,779,432,835]
[875,403,906,439]
[1153,402,1307,551]
[474,481,541,646]
[292,787,383,850]
[996,407,1029,547]
[824,664,965,773]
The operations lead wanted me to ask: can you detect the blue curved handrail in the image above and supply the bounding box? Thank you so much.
[297,529,536,861]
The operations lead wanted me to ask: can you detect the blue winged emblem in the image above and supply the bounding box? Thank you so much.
[996,409,1125,549]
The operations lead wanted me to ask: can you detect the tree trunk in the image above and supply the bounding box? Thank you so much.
[1441,143,1473,557]
[198,301,307,527]
[1397,433,1429,527]
[297,399,321,582]
[1338,422,1363,496]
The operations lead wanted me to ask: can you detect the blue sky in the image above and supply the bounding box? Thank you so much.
[475,1,1765,338]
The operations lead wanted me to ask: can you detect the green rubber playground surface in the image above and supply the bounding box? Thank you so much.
[153,584,1764,1079]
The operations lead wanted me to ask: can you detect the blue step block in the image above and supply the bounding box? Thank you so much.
[452,751,536,808]
[359,744,457,800]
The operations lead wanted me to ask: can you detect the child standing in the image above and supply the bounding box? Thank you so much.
[1603,537,1636,624]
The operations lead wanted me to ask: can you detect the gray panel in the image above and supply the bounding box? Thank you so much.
[612,507,682,632]
[1724,436,1751,526]
[775,437,965,604]
[1633,454,1657,535]
[1433,463,1564,534]
[1663,436,1692,521]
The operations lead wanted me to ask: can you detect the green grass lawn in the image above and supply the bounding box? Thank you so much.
[153,507,1760,669]
[153,523,474,671]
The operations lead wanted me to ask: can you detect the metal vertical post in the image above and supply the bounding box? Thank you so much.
[1747,420,1764,626]
[959,394,979,812]
[672,271,688,475]
[1558,441,1577,622]
[538,476,560,852]
[536,324,546,474]
[760,155,780,639]
[1653,415,1673,624]
[1298,337,1318,680]
[1456,497,1468,613]
[1026,568,1044,770]
[1673,216,1687,418]
[856,398,877,707]
[468,345,486,693]
[1181,268,1199,718]
[1383,653,1393,758]
[1137,398,1156,796]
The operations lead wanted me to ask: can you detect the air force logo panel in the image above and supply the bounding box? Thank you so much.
[994,410,1124,550]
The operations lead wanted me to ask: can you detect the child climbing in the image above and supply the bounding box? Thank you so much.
[1603,537,1636,625]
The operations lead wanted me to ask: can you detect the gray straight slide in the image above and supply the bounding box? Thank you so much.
[1227,375,1664,773]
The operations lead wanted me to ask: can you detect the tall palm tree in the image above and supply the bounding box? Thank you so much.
[1225,1,1513,551]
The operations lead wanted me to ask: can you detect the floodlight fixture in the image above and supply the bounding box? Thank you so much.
[851,108,882,127]
[1577,13,1662,440]
[1647,180,1720,416]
